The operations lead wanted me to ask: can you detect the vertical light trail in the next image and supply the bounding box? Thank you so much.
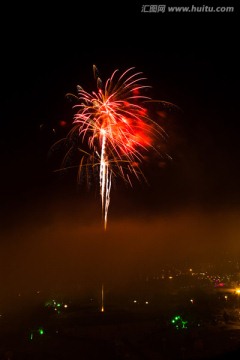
[101,283,104,312]
[100,130,112,230]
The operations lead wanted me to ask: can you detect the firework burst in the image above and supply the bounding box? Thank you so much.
[53,65,173,229]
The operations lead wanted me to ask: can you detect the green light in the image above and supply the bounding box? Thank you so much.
[30,333,33,340]
[39,328,44,335]
[182,320,188,329]
[57,303,61,307]
[171,315,188,330]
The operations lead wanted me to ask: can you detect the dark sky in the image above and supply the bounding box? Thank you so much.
[0,2,239,301]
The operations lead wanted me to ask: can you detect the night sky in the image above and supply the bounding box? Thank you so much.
[0,2,239,302]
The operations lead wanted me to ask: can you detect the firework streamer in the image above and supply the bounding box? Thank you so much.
[52,65,176,229]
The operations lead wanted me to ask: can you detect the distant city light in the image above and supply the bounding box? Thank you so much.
[29,327,45,340]
[39,328,44,335]
[171,315,188,330]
